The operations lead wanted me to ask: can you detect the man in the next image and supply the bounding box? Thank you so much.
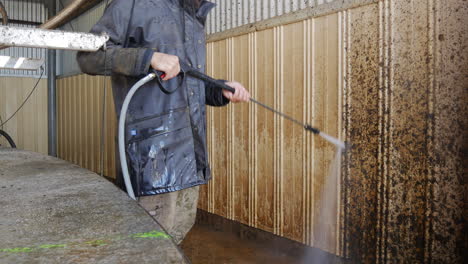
[77,0,250,244]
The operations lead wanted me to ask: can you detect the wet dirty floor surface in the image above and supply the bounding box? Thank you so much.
[180,224,304,264]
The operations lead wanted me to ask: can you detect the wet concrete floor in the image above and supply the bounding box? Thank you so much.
[0,148,186,263]
[181,223,304,264]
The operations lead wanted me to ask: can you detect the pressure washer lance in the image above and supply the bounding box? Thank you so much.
[119,63,346,200]
[179,64,347,150]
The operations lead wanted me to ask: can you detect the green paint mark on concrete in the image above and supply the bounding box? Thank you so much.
[85,240,108,247]
[39,244,66,249]
[1,247,34,253]
[131,231,171,239]
[0,230,170,256]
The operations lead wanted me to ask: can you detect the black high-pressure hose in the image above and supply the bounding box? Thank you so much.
[0,129,17,148]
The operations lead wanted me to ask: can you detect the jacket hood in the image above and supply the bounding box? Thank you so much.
[177,0,215,22]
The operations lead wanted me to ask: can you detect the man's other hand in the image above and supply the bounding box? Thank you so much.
[222,82,250,103]
[151,52,180,81]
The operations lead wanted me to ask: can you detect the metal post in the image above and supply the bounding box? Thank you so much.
[47,0,57,157]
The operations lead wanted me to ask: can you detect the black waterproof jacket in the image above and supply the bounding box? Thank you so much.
[77,0,228,195]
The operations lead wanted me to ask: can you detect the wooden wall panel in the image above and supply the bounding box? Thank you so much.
[254,28,276,234]
[311,13,341,253]
[280,21,306,242]
[231,34,251,225]
[0,77,48,154]
[57,75,116,178]
[203,12,343,254]
[208,39,230,218]
[201,0,466,262]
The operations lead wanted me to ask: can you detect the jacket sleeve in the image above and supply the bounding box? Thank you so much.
[205,79,230,107]
[76,0,153,77]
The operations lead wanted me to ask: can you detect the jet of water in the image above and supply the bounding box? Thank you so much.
[319,132,346,149]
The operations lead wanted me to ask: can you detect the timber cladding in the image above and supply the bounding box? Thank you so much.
[56,75,116,179]
[201,10,342,257]
[55,0,466,263]
[200,0,467,263]
[0,76,47,153]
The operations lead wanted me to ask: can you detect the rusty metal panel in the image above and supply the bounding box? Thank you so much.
[341,3,380,262]
[430,0,467,262]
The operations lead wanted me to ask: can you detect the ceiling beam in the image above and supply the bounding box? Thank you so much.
[42,0,104,29]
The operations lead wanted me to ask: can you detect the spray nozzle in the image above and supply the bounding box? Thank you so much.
[304,125,320,134]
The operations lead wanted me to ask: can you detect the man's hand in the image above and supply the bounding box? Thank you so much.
[222,82,250,103]
[151,52,180,81]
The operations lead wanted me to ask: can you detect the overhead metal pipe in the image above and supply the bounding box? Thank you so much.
[41,0,86,29]
[0,1,7,25]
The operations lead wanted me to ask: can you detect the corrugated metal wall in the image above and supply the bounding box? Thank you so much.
[0,0,48,77]
[207,0,340,34]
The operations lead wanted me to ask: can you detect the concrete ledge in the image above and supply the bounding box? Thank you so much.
[0,148,187,263]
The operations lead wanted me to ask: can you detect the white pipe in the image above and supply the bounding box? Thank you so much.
[119,73,156,200]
